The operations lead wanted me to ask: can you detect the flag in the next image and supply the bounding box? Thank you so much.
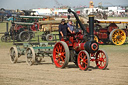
[98,2,102,6]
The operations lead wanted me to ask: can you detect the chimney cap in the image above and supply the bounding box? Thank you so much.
[88,14,94,17]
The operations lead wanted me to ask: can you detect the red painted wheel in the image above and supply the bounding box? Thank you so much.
[77,50,90,71]
[53,41,69,68]
[95,50,108,70]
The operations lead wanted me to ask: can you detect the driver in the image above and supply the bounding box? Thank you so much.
[67,20,74,33]
[59,19,72,40]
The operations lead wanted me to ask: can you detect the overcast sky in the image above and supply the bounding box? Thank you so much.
[0,0,128,10]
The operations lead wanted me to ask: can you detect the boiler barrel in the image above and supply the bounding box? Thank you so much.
[73,41,99,53]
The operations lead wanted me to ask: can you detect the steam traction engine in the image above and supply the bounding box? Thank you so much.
[52,9,108,71]
[1,13,42,42]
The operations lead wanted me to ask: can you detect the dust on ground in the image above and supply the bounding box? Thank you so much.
[0,44,128,85]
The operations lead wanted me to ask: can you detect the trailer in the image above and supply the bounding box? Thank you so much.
[9,41,55,65]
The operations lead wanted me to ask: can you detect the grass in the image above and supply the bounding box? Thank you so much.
[0,21,12,32]
[0,18,128,49]
[0,22,13,48]
[108,17,128,19]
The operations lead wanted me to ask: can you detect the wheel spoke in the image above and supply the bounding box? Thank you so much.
[57,58,60,63]
[62,55,65,58]
[100,61,102,67]
[56,55,59,59]
[55,51,59,54]
[83,55,86,59]
[81,63,84,67]
[60,57,64,62]
[83,60,87,65]
[56,46,60,52]
[101,53,104,58]
[80,53,83,59]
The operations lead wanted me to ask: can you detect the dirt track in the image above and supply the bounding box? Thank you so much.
[0,45,128,85]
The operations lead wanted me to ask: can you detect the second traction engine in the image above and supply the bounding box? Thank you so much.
[52,9,108,71]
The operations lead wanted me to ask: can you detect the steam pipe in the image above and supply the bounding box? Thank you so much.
[68,9,87,35]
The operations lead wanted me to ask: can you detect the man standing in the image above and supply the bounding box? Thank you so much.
[59,19,72,40]
[67,20,74,32]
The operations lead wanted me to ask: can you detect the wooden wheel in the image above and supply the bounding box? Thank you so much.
[94,35,99,43]
[10,46,18,63]
[77,50,90,71]
[95,50,108,70]
[26,47,35,66]
[109,29,126,45]
[53,41,69,68]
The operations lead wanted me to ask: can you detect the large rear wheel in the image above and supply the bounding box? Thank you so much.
[109,29,126,45]
[77,50,90,71]
[53,41,69,68]
[19,31,30,42]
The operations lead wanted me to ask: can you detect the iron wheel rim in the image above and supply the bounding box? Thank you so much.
[95,50,108,70]
[77,51,90,71]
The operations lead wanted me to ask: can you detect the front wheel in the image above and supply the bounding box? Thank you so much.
[77,50,90,71]
[9,46,18,63]
[26,47,35,66]
[53,41,69,68]
[95,50,108,70]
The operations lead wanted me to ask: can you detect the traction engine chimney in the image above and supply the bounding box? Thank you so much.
[89,14,94,41]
